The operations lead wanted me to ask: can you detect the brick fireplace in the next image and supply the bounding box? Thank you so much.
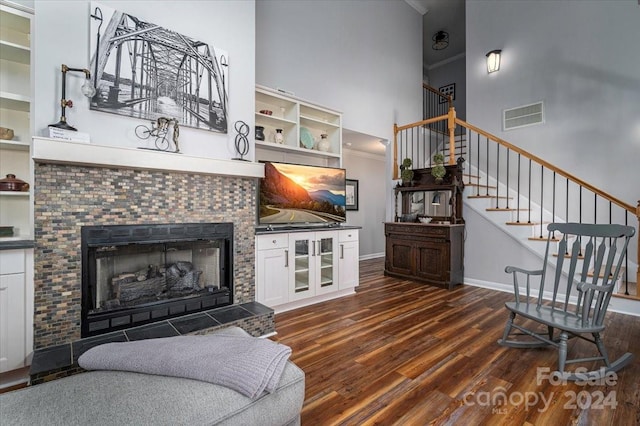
[32,140,265,349]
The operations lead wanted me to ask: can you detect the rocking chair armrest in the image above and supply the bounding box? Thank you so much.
[504,266,543,276]
[577,281,614,293]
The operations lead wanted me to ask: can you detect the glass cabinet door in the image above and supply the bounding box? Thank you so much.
[317,234,338,295]
[289,232,316,300]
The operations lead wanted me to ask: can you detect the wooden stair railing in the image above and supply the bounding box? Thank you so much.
[394,106,640,297]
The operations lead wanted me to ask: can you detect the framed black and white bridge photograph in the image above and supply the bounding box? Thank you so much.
[89,2,229,133]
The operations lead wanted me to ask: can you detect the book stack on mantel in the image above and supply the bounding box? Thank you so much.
[48,127,90,143]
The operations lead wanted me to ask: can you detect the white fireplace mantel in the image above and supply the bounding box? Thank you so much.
[32,137,265,178]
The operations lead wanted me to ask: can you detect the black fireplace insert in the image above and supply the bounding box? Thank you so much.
[81,223,233,337]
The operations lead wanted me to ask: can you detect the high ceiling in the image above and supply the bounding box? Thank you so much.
[342,0,465,155]
[407,0,466,73]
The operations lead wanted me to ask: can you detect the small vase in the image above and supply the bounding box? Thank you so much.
[318,134,330,152]
[275,128,284,144]
[255,126,265,141]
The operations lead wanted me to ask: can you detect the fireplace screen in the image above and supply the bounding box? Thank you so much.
[82,223,233,337]
[92,241,222,313]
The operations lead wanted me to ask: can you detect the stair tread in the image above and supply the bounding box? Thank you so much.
[506,221,550,226]
[463,174,480,180]
[486,208,530,212]
[465,183,497,189]
[467,195,513,199]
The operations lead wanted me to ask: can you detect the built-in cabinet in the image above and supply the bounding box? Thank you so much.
[256,228,359,312]
[0,248,33,375]
[0,3,33,240]
[255,86,342,167]
[0,3,34,383]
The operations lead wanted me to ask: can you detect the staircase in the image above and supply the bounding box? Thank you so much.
[394,92,639,306]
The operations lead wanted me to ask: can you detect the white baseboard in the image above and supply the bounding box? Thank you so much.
[464,278,640,318]
[360,252,384,261]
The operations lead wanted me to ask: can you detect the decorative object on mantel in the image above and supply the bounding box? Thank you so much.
[49,64,96,131]
[232,120,250,161]
[0,127,14,140]
[0,174,29,192]
[135,117,180,153]
[431,153,446,183]
[89,3,229,134]
[49,127,91,143]
[400,158,414,186]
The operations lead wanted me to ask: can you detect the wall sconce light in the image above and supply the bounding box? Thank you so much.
[49,64,96,131]
[486,50,502,73]
[431,192,441,206]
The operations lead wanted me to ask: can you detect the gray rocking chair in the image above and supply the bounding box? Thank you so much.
[498,222,635,381]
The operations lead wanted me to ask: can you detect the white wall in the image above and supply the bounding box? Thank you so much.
[33,0,255,161]
[465,0,640,286]
[427,55,466,120]
[256,0,423,254]
[342,149,386,258]
[466,0,640,204]
[256,0,422,139]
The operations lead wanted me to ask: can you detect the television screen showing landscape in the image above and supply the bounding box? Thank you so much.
[259,162,346,224]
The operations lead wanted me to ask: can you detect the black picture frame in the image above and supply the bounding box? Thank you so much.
[346,179,359,211]
[438,83,455,104]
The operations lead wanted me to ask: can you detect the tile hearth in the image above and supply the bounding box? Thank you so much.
[30,302,273,385]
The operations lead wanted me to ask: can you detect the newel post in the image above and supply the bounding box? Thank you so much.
[448,106,456,165]
[393,124,399,180]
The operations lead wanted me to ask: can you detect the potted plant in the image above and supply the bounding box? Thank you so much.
[400,158,414,186]
[431,153,446,183]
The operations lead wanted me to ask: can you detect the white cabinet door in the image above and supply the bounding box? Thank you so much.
[339,229,359,290]
[256,234,289,308]
[339,240,360,290]
[256,248,289,307]
[0,273,26,372]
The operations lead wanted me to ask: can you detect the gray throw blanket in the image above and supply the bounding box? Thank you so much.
[78,331,292,399]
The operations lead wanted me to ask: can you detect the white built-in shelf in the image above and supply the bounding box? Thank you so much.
[32,137,265,179]
[0,92,30,111]
[0,140,29,151]
[255,140,341,159]
[255,86,342,166]
[0,40,30,64]
[0,191,29,197]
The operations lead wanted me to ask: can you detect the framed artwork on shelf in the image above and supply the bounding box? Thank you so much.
[346,179,359,211]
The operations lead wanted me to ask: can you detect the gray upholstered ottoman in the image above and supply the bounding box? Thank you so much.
[0,328,305,426]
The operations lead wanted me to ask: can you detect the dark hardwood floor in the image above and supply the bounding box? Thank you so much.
[272,258,640,425]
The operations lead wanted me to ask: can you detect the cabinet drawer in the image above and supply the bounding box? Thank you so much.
[339,229,358,242]
[0,250,25,275]
[256,234,289,250]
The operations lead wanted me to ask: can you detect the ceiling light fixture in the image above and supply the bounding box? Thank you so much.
[486,49,502,73]
[432,31,449,50]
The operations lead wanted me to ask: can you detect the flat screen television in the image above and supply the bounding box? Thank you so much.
[259,161,346,225]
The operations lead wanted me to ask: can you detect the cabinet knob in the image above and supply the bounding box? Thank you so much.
[272,239,276,244]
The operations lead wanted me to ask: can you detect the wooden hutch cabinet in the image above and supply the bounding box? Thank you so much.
[384,160,465,290]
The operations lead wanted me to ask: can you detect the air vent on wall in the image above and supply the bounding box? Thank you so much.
[503,101,544,130]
